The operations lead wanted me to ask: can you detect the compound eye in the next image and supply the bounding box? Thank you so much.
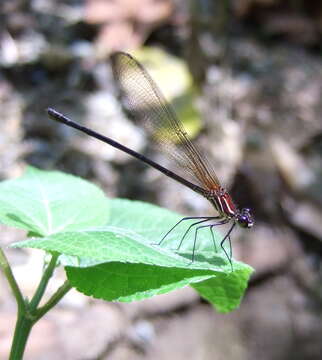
[237,209,254,228]
[238,216,249,228]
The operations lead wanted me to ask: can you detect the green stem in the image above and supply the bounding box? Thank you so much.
[8,277,71,360]
[7,252,62,359]
[9,313,33,360]
[29,253,59,311]
[33,280,72,321]
[0,247,26,312]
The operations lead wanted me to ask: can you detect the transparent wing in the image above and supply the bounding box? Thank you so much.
[110,52,221,191]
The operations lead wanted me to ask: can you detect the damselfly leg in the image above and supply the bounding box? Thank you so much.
[175,218,219,250]
[155,215,235,269]
[192,219,232,266]
[220,223,236,271]
[154,216,219,246]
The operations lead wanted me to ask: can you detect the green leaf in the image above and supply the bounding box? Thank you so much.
[65,262,215,301]
[15,198,253,312]
[191,269,251,313]
[0,166,109,236]
[65,262,251,312]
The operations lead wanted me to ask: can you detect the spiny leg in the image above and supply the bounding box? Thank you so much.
[209,225,217,252]
[175,218,213,251]
[220,223,236,272]
[153,216,213,246]
[190,219,229,263]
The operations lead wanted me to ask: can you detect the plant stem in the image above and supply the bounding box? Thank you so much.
[0,247,25,312]
[9,312,33,360]
[7,252,64,360]
[34,280,72,321]
[29,252,59,311]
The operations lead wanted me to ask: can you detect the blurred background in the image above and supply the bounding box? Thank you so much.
[1,0,322,359]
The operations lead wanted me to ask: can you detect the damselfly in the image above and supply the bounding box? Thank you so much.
[47,52,254,270]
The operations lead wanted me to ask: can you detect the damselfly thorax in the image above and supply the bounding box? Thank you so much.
[204,187,253,228]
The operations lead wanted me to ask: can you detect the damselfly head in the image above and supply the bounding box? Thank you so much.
[236,208,254,229]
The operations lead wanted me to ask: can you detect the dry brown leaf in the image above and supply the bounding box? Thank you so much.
[84,0,173,54]
[85,0,173,25]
